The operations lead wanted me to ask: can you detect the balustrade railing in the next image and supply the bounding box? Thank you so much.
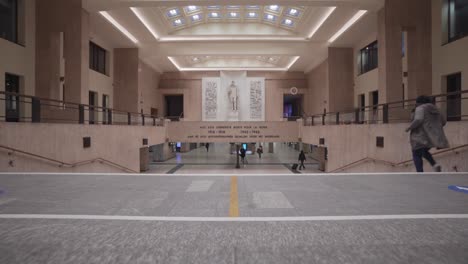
[303,90,468,126]
[0,91,165,127]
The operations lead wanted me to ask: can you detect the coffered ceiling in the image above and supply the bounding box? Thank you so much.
[84,0,383,72]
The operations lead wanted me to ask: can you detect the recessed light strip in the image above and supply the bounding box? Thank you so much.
[287,56,300,69]
[99,11,139,44]
[160,36,307,42]
[130,7,159,40]
[308,6,336,39]
[168,57,182,71]
[328,10,367,43]
[168,56,300,72]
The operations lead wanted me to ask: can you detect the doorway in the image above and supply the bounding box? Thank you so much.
[5,73,20,122]
[370,90,379,123]
[283,95,303,121]
[358,94,365,122]
[165,95,184,121]
[89,91,97,124]
[102,94,109,124]
[446,73,461,121]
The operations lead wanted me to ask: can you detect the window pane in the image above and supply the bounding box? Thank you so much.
[89,42,107,74]
[448,0,468,41]
[359,41,378,74]
[455,0,468,38]
[0,0,18,43]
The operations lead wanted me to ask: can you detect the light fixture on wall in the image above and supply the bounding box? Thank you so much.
[328,10,368,43]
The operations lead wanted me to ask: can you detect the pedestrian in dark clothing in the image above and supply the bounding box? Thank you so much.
[257,145,263,159]
[240,147,247,166]
[205,143,210,152]
[406,96,449,172]
[298,150,306,170]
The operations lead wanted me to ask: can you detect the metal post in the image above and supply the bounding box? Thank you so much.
[336,112,340,125]
[127,112,131,125]
[311,116,314,126]
[153,117,156,126]
[383,104,389,124]
[142,114,145,126]
[79,104,85,124]
[31,97,41,123]
[355,108,360,124]
[107,110,112,125]
[322,114,325,125]
[235,144,240,169]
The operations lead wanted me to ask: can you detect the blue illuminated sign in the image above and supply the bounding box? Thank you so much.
[448,185,468,194]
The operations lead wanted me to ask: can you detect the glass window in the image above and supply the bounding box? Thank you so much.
[0,0,18,43]
[448,0,468,42]
[358,41,378,75]
[89,42,107,75]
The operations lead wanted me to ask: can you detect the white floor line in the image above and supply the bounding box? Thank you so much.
[0,172,467,177]
[0,214,467,222]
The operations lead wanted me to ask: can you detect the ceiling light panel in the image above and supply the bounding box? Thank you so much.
[208,12,221,19]
[267,5,281,13]
[160,5,307,33]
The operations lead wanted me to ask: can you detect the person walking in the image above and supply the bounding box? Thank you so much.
[257,145,263,159]
[406,95,449,172]
[240,147,247,167]
[205,143,210,152]
[298,150,306,170]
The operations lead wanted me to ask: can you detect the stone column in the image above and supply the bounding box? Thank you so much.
[114,48,140,113]
[378,0,432,104]
[328,48,354,113]
[36,0,89,104]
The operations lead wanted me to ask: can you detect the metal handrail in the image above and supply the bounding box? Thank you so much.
[329,144,468,173]
[304,89,468,124]
[0,91,164,125]
[1,144,138,173]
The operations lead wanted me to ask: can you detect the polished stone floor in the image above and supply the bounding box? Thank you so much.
[148,143,321,174]
[0,172,467,263]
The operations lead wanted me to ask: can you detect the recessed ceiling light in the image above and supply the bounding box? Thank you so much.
[192,14,200,20]
[169,9,177,16]
[289,9,298,15]
[193,57,199,62]
[230,12,238,17]
[269,57,275,61]
[267,14,274,20]
[328,10,368,43]
[174,19,183,25]
[248,12,256,17]
[285,19,292,25]
[269,5,279,11]
[210,12,219,18]
[187,6,197,11]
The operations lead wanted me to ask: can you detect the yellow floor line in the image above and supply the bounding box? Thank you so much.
[229,176,239,217]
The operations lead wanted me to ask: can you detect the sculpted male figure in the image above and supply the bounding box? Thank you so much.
[228,81,238,111]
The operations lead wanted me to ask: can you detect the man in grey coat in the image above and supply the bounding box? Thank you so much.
[406,96,449,172]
